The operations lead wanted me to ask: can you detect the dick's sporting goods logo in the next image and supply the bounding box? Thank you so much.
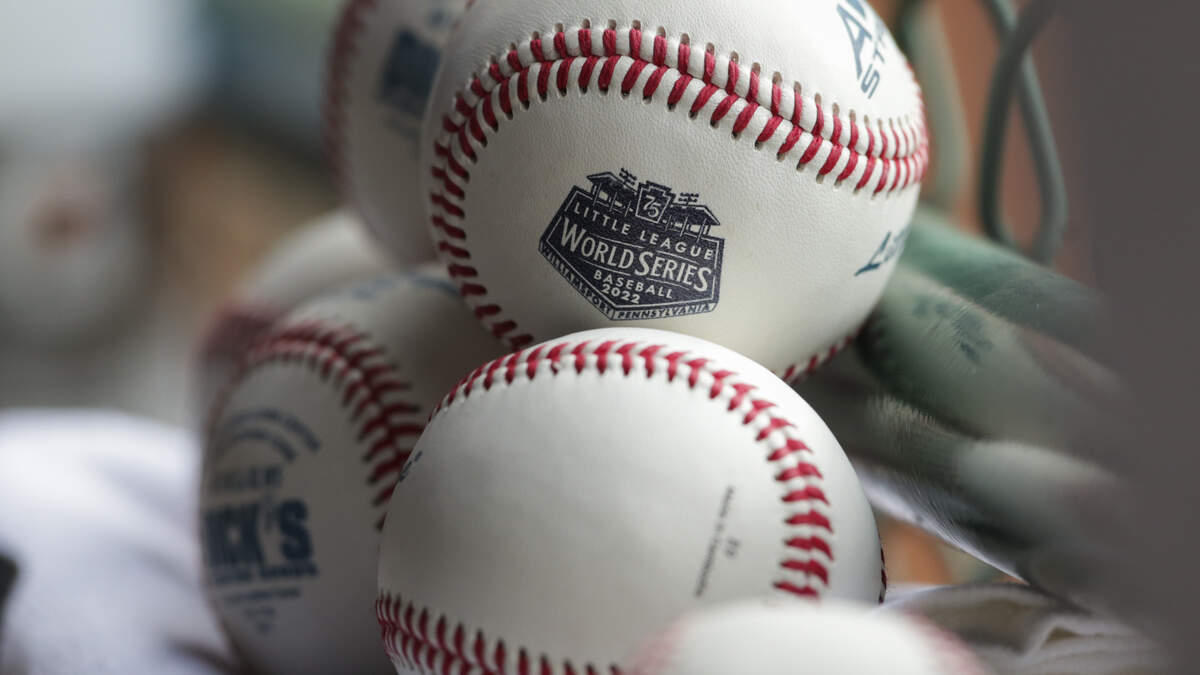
[539,169,724,320]
[203,493,318,587]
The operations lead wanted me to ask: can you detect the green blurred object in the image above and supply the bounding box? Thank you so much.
[897,0,1068,263]
[797,220,1125,611]
[858,262,1118,450]
[797,353,1120,610]
[903,208,1108,363]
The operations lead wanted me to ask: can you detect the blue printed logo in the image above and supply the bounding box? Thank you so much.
[539,169,725,320]
[377,30,441,138]
[203,493,318,586]
[837,0,891,99]
[856,224,910,276]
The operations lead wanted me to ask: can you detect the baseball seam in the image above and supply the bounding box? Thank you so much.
[324,0,379,200]
[626,614,690,675]
[781,330,858,384]
[197,300,283,372]
[428,22,928,359]
[210,320,425,529]
[378,336,875,674]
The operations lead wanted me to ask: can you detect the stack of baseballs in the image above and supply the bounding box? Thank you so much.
[197,1,986,673]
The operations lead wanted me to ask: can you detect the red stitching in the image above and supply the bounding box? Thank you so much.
[380,336,877,671]
[323,0,379,195]
[428,24,926,358]
[779,329,859,384]
[196,301,283,372]
[378,591,624,675]
[427,338,840,581]
[212,319,425,528]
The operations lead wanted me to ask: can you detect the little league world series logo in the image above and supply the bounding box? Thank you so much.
[539,169,725,320]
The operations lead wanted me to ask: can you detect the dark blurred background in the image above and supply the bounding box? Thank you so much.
[0,0,1194,649]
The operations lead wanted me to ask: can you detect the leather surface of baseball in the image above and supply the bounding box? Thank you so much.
[378,327,883,674]
[422,0,927,379]
[327,0,469,262]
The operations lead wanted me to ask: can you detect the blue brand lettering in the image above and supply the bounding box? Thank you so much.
[203,499,318,585]
[856,225,910,276]
[277,500,312,561]
[837,0,889,99]
[204,503,264,567]
[377,30,441,136]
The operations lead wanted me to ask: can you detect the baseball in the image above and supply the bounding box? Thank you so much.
[0,149,148,348]
[194,208,392,418]
[200,268,503,675]
[377,327,883,674]
[326,0,469,263]
[626,598,990,675]
[422,0,927,378]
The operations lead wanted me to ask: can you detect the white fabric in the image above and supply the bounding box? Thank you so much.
[881,584,1168,675]
[0,410,236,675]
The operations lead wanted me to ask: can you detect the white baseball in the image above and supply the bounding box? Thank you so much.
[194,208,392,419]
[421,0,927,378]
[326,0,469,263]
[0,148,148,347]
[626,598,991,675]
[377,327,883,675]
[200,267,503,675]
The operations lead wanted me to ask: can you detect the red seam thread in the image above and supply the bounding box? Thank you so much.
[779,329,859,384]
[323,0,380,196]
[380,337,866,671]
[378,592,624,675]
[212,320,424,528]
[196,301,283,372]
[432,339,839,587]
[427,24,929,356]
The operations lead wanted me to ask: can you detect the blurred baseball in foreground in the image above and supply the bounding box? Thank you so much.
[422,0,927,378]
[0,149,148,347]
[626,598,990,675]
[201,269,502,675]
[378,327,882,674]
[325,0,468,262]
[194,208,391,418]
